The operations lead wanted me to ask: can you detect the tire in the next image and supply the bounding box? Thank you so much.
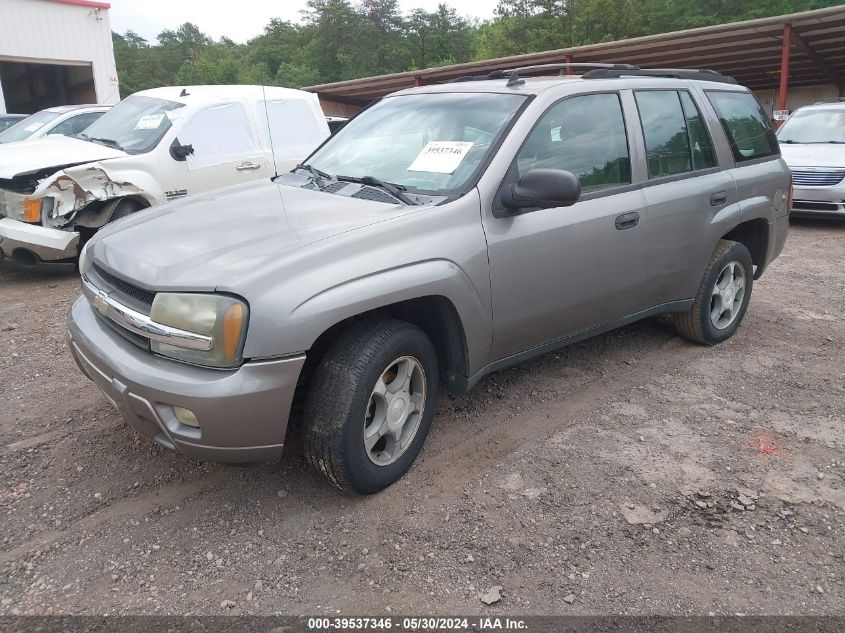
[303,318,439,494]
[673,239,753,345]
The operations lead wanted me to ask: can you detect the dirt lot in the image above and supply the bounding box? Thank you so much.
[0,220,842,616]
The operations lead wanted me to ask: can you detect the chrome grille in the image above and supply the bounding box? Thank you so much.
[91,263,156,312]
[791,170,845,187]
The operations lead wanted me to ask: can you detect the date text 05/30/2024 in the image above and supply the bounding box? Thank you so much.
[306,617,528,630]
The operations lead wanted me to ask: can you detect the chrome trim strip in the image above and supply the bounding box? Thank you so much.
[81,275,213,352]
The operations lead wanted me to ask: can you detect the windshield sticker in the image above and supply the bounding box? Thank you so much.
[408,141,473,174]
[135,113,165,130]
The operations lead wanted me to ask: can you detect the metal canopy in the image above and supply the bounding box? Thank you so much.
[304,6,845,106]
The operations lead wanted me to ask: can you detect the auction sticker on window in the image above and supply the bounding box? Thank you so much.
[408,141,473,174]
[135,113,165,130]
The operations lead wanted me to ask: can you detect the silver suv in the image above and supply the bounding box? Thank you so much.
[67,65,791,494]
[777,99,845,217]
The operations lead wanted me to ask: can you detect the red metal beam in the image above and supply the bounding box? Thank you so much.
[778,22,792,115]
[565,54,573,75]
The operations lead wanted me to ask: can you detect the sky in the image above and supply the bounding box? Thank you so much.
[108,0,501,43]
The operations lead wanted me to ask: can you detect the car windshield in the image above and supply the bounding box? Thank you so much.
[0,110,63,143]
[304,92,527,195]
[77,95,184,154]
[777,108,845,143]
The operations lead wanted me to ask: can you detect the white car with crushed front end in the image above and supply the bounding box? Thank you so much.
[0,85,329,269]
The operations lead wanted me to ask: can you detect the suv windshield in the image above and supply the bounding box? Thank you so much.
[0,109,62,143]
[77,95,184,154]
[305,92,527,195]
[777,108,845,144]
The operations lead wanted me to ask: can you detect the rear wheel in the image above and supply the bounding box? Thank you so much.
[303,319,439,494]
[673,239,753,345]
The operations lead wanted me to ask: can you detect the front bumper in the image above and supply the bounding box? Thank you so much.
[67,296,305,463]
[790,185,845,217]
[0,217,79,265]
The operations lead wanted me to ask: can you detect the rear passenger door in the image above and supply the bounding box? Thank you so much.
[633,88,738,305]
[485,92,650,360]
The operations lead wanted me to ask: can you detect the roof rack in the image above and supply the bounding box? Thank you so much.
[581,67,738,84]
[814,97,845,104]
[449,62,640,87]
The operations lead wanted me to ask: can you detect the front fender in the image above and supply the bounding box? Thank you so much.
[266,259,492,376]
[35,163,162,219]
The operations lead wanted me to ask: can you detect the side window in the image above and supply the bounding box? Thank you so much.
[179,102,260,168]
[516,93,630,193]
[69,112,104,134]
[45,117,76,136]
[256,99,325,159]
[679,92,716,170]
[706,91,779,162]
[635,90,691,178]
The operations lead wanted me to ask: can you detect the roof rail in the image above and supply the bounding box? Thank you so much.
[814,97,845,104]
[582,67,738,84]
[449,62,639,87]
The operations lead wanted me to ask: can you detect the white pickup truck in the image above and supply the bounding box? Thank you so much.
[0,85,329,269]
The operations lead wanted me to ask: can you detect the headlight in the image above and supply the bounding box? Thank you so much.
[149,293,248,368]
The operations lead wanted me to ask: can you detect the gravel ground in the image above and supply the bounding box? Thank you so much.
[0,219,842,616]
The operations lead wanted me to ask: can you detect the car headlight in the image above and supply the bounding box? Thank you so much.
[149,293,249,368]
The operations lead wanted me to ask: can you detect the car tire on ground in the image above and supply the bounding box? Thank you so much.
[303,318,439,494]
[673,239,754,345]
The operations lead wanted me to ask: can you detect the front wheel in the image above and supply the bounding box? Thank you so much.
[673,239,754,345]
[303,319,439,494]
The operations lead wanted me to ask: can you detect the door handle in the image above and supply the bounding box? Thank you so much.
[236,161,261,171]
[614,211,640,230]
[710,191,728,206]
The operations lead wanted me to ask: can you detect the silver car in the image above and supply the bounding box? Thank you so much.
[778,99,845,217]
[67,65,791,494]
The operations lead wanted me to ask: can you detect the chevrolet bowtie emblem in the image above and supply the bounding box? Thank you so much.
[94,291,109,315]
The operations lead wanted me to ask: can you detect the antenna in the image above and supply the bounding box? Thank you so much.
[260,72,279,179]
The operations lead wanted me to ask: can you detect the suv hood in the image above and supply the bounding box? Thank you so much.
[779,142,845,169]
[90,179,409,290]
[0,135,125,180]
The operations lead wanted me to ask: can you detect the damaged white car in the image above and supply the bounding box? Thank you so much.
[0,85,329,269]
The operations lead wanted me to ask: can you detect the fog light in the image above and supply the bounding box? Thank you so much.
[173,406,199,428]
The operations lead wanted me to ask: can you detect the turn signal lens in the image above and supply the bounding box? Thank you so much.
[222,303,245,363]
[23,198,42,223]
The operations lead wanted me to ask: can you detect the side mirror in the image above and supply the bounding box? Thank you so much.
[169,139,194,161]
[500,168,581,211]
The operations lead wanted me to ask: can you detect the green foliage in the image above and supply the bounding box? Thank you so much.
[113,0,843,96]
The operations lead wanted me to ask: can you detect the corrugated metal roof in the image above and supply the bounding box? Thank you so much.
[304,6,845,105]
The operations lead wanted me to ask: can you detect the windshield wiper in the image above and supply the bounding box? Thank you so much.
[292,163,332,185]
[77,133,125,151]
[336,175,415,205]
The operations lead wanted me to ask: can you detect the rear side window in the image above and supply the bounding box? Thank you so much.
[706,91,779,162]
[635,90,692,178]
[516,93,631,193]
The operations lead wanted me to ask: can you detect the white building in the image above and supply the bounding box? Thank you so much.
[0,0,119,114]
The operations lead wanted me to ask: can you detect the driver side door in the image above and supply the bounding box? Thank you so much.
[483,91,650,361]
[171,102,268,195]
